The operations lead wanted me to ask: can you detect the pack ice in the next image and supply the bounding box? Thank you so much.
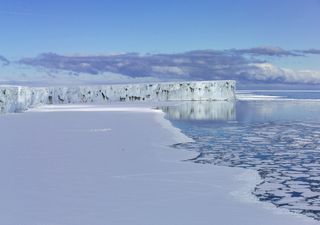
[0,80,235,113]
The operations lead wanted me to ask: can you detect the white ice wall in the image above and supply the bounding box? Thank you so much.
[0,80,236,113]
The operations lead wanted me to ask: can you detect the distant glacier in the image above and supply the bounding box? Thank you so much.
[0,80,235,113]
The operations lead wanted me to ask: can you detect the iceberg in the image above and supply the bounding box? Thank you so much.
[0,80,235,113]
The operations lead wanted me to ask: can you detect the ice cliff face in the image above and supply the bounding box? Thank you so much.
[0,80,235,113]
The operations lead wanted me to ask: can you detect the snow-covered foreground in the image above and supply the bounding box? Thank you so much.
[0,104,318,225]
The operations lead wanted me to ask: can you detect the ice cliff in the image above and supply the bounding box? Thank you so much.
[0,80,235,113]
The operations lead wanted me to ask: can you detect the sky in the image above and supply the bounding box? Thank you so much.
[0,0,320,87]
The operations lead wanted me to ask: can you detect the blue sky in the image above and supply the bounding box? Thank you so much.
[1,0,319,56]
[0,0,320,86]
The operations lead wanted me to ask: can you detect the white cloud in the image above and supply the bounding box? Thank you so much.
[152,66,186,76]
[246,63,320,84]
[1,48,319,86]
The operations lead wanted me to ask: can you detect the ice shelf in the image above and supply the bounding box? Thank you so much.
[0,80,235,113]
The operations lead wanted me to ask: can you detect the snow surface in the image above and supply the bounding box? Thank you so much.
[0,80,235,113]
[0,104,318,225]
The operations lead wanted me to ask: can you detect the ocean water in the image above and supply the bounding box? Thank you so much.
[161,91,320,220]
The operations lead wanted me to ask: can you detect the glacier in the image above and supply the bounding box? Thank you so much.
[0,80,235,113]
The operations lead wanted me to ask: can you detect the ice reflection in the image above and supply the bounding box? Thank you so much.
[160,101,236,121]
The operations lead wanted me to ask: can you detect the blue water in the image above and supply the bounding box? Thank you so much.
[161,91,320,220]
[238,90,320,100]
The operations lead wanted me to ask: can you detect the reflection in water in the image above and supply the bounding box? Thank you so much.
[236,101,320,123]
[164,99,320,221]
[160,101,236,121]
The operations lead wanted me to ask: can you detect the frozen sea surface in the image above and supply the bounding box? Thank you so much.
[162,91,320,221]
[2,104,317,225]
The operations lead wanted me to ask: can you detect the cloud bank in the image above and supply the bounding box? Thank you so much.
[298,49,320,55]
[0,55,9,66]
[230,46,303,57]
[17,47,320,85]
